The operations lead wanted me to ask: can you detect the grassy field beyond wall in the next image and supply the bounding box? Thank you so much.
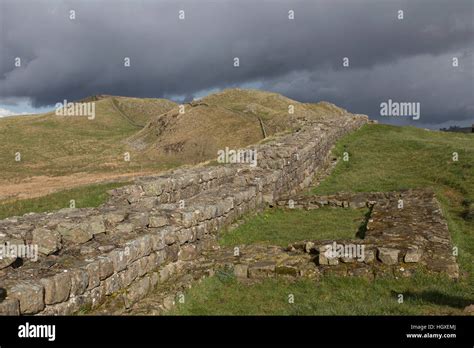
[0,182,129,219]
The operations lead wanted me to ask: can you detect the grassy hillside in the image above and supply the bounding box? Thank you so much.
[170,124,474,315]
[0,97,176,182]
[128,103,264,163]
[0,89,357,203]
[113,96,177,127]
[127,89,358,164]
[314,124,473,197]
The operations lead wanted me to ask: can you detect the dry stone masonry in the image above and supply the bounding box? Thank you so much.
[0,112,458,315]
[279,190,458,278]
[102,189,459,315]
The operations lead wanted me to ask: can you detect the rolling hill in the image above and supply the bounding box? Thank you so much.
[127,88,361,163]
[0,89,361,200]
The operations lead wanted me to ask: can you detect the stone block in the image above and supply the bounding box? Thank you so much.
[164,229,177,245]
[125,276,150,306]
[138,257,149,277]
[377,247,400,265]
[119,261,141,287]
[56,222,91,244]
[69,268,89,296]
[9,281,45,314]
[362,249,375,264]
[318,245,338,265]
[40,272,71,305]
[115,223,134,234]
[275,265,299,277]
[128,212,149,230]
[137,235,152,257]
[150,230,166,251]
[143,253,157,273]
[154,249,166,268]
[248,261,276,278]
[108,249,128,273]
[123,242,139,264]
[178,244,198,261]
[180,211,196,228]
[98,257,114,280]
[104,273,122,295]
[141,181,164,196]
[148,215,168,228]
[32,228,61,255]
[90,284,106,309]
[85,261,101,289]
[104,211,126,225]
[404,248,423,263]
[0,298,20,315]
[85,215,106,235]
[165,244,179,263]
[234,264,248,278]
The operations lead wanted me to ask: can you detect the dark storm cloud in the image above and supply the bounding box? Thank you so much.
[0,0,473,127]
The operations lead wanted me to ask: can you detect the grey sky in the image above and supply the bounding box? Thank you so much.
[0,0,473,127]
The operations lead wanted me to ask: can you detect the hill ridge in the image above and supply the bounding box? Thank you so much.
[0,88,367,198]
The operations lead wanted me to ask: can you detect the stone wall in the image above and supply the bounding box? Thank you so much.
[0,114,368,315]
[279,189,458,278]
[99,189,459,315]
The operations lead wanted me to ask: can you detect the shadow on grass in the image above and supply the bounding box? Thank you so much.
[391,290,473,309]
[356,204,373,239]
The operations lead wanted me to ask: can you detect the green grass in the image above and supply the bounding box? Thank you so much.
[170,272,472,315]
[313,124,473,197]
[219,207,367,247]
[168,124,474,315]
[0,181,129,219]
[0,99,139,180]
[0,98,180,181]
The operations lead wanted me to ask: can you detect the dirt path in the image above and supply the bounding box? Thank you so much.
[0,170,158,202]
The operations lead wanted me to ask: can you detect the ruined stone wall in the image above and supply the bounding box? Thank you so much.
[282,190,459,278]
[99,188,459,315]
[197,190,458,286]
[0,115,368,315]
